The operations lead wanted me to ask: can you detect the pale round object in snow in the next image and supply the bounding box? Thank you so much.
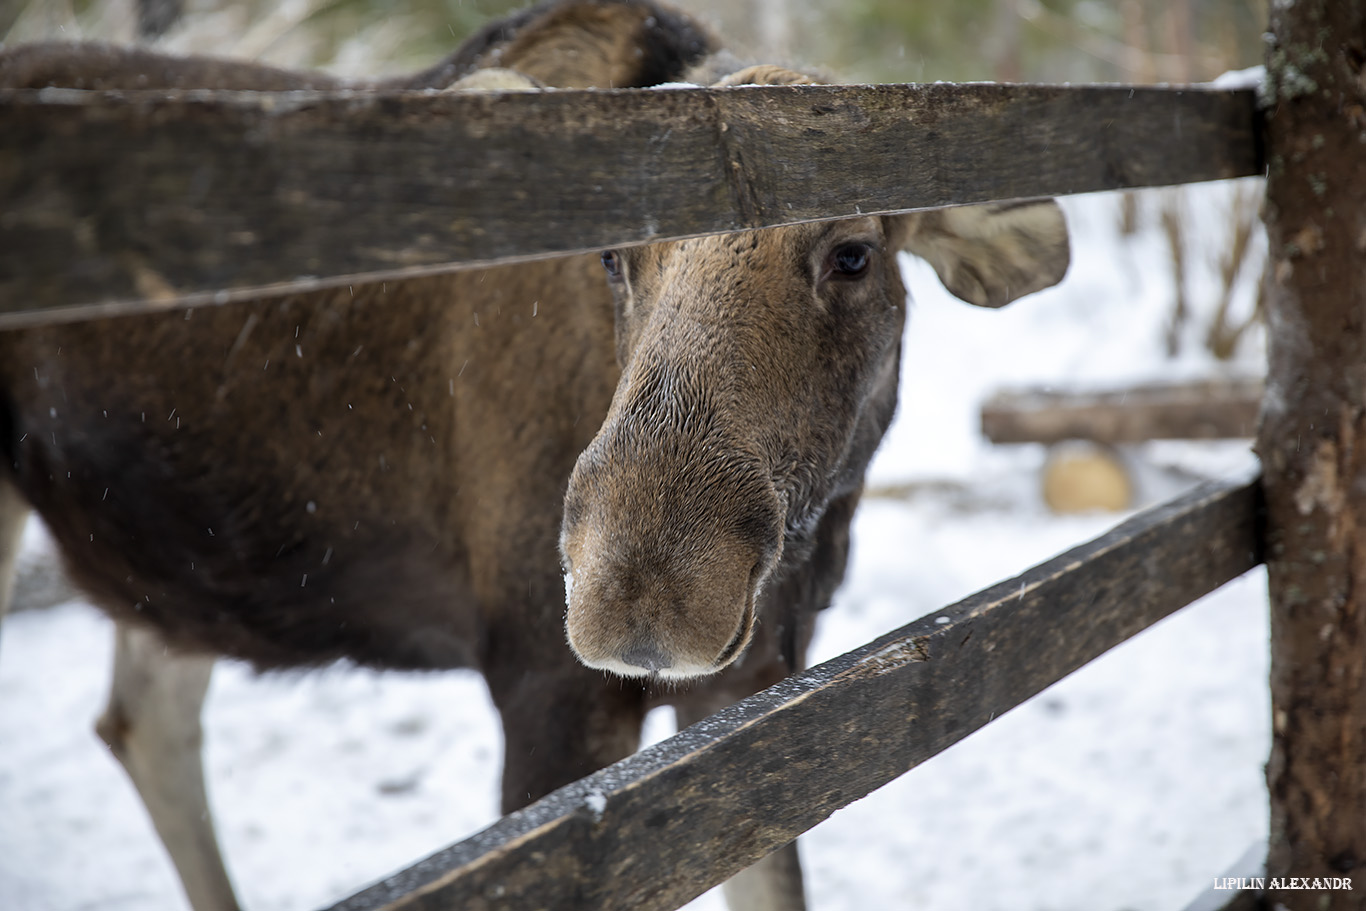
[1042,442,1133,514]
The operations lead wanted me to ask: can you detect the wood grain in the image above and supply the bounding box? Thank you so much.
[326,473,1264,911]
[0,83,1262,325]
[982,379,1265,444]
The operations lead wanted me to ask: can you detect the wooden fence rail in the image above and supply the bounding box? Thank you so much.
[0,82,1261,327]
[327,472,1263,911]
[1,60,1297,910]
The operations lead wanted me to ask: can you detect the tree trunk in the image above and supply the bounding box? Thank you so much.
[137,0,183,40]
[1255,1,1366,906]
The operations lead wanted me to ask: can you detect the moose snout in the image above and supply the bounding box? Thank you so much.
[620,641,674,673]
[562,542,768,679]
[560,443,783,680]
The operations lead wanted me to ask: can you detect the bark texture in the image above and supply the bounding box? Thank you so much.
[1256,0,1366,905]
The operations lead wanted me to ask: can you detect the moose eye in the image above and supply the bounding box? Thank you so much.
[828,243,872,279]
[600,250,624,280]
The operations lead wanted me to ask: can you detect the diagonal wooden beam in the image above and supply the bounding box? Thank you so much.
[0,83,1262,326]
[325,472,1264,911]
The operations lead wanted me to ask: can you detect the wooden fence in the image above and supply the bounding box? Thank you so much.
[3,1,1362,908]
[328,473,1264,911]
[1,82,1258,326]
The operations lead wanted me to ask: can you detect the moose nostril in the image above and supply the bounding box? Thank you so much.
[621,642,673,673]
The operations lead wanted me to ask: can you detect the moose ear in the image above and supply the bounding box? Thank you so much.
[888,200,1070,308]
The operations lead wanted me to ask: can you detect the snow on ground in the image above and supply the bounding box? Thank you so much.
[0,183,1269,911]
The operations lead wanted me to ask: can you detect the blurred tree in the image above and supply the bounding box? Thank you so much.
[137,0,182,38]
[796,0,1265,84]
[5,0,1269,86]
[3,0,526,76]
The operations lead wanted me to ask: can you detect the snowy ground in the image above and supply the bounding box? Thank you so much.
[0,184,1270,911]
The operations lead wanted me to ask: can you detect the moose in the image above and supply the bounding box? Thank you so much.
[0,1,1070,909]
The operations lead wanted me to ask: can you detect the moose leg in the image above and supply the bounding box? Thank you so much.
[485,661,647,812]
[674,700,807,911]
[0,480,29,623]
[685,487,859,909]
[95,622,240,911]
[718,844,806,911]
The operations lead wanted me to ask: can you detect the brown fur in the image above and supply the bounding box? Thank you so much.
[0,0,724,812]
[562,217,906,678]
[0,5,1069,907]
[1,261,615,674]
[559,66,1071,681]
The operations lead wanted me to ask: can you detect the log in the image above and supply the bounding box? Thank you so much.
[981,379,1265,445]
[1255,0,1366,906]
[326,473,1263,911]
[0,82,1263,326]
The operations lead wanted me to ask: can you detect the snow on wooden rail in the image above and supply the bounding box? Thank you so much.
[0,82,1262,327]
[327,472,1263,911]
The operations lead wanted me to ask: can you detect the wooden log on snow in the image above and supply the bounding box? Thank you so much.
[981,379,1264,445]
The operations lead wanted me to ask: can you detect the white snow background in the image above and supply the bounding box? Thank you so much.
[0,183,1270,911]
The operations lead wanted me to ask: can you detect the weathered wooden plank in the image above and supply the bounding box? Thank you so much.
[981,378,1265,444]
[0,82,1262,326]
[325,472,1264,911]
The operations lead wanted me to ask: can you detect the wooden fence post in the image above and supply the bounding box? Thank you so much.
[1256,0,1366,906]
